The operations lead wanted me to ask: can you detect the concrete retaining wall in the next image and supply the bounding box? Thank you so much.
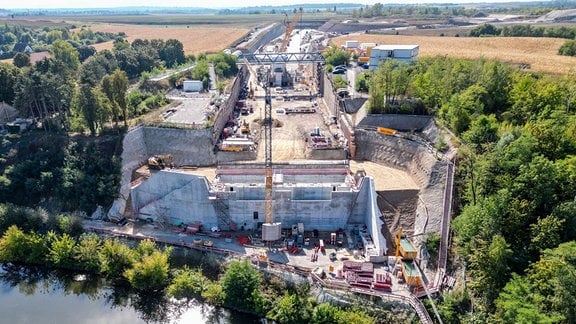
[108,126,147,219]
[216,150,258,163]
[212,66,249,144]
[306,148,347,160]
[354,130,419,171]
[144,127,216,166]
[353,115,450,243]
[358,114,433,132]
[247,23,285,53]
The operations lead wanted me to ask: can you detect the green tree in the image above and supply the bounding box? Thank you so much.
[0,225,47,264]
[527,242,576,322]
[311,303,339,324]
[469,23,500,37]
[12,52,30,68]
[209,52,238,78]
[333,75,347,89]
[124,240,172,291]
[0,62,21,104]
[98,238,135,278]
[51,39,80,71]
[468,235,512,312]
[494,274,562,323]
[74,233,103,272]
[221,259,262,313]
[202,282,225,306]
[355,72,370,93]
[322,45,350,67]
[167,266,207,299]
[48,232,77,269]
[369,60,411,113]
[550,200,576,241]
[267,293,312,324]
[159,39,185,68]
[101,69,128,127]
[462,114,499,153]
[72,84,101,135]
[336,307,376,323]
[558,39,576,56]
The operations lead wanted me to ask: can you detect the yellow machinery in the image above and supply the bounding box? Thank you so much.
[395,228,421,287]
[377,127,397,136]
[240,120,250,134]
[279,8,303,53]
[148,154,174,169]
[261,81,282,242]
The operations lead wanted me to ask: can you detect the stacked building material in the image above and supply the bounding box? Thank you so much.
[343,261,374,288]
[373,272,392,291]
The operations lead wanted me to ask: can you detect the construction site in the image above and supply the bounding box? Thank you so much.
[95,11,456,324]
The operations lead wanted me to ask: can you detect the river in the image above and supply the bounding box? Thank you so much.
[0,264,259,324]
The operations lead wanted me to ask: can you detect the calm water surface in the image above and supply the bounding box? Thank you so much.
[0,264,258,324]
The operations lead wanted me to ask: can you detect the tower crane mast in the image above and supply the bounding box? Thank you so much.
[264,81,273,225]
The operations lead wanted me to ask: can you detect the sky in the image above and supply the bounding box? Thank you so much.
[0,0,535,10]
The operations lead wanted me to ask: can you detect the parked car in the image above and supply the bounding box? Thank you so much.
[332,68,346,74]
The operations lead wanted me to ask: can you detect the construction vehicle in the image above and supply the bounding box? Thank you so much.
[377,127,397,136]
[395,228,422,287]
[148,154,174,169]
[240,120,250,134]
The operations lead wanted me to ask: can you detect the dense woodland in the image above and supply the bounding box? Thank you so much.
[309,39,576,321]
[0,13,575,323]
[363,56,576,322]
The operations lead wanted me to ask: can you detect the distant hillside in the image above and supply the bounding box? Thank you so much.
[536,8,576,22]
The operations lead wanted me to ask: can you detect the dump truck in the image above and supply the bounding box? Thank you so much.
[148,154,174,169]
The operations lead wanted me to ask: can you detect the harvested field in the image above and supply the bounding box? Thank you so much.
[86,24,250,55]
[333,34,576,75]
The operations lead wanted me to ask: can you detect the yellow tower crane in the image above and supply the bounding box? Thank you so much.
[262,79,281,242]
[279,7,303,53]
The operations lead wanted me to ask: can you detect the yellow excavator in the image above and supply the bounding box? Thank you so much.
[148,154,174,169]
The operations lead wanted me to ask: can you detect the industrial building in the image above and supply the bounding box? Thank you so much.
[130,160,388,261]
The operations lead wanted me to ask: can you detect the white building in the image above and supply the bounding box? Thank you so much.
[369,45,419,70]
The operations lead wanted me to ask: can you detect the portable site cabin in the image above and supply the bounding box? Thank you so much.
[369,45,419,70]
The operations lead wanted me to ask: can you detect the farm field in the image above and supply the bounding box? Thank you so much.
[86,24,250,55]
[333,34,576,75]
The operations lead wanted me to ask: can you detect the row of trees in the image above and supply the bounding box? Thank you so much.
[349,3,551,19]
[0,224,380,323]
[0,24,119,59]
[469,23,576,39]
